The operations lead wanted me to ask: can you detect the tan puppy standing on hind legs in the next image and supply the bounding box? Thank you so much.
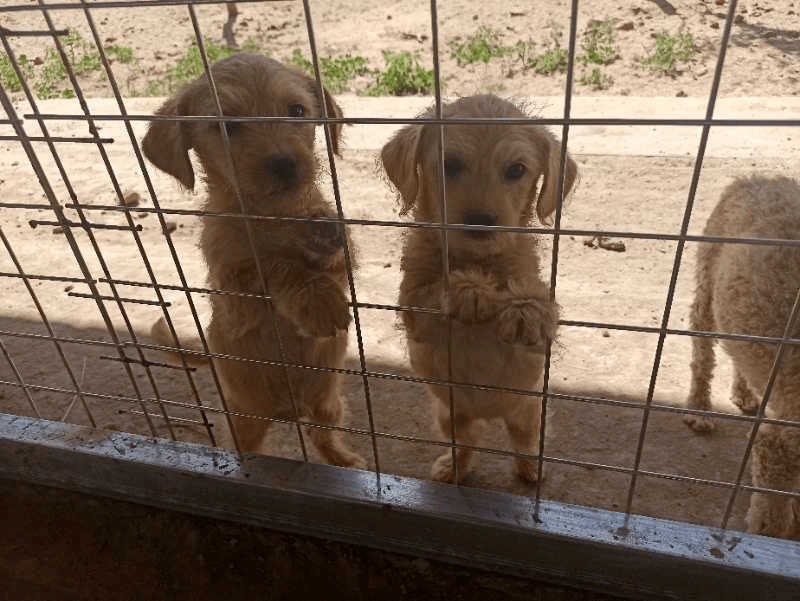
[143,53,365,469]
[684,175,800,538]
[382,95,577,483]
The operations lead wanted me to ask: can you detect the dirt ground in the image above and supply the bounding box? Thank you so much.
[1,1,800,538]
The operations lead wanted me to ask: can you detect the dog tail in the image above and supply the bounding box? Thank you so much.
[150,316,209,368]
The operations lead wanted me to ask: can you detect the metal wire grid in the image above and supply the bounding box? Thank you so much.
[0,0,799,537]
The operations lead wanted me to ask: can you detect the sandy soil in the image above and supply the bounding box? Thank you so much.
[2,1,800,537]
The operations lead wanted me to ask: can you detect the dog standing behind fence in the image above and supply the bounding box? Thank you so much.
[684,174,800,538]
[143,53,366,469]
[381,95,577,483]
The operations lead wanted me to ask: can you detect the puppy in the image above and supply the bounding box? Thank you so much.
[143,53,365,469]
[685,175,800,538]
[381,94,577,483]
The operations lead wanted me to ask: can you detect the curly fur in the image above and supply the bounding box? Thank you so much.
[381,94,577,483]
[143,54,365,469]
[685,174,800,538]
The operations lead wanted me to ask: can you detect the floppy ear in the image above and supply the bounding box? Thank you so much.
[381,124,423,215]
[142,92,195,190]
[536,138,578,224]
[321,87,344,156]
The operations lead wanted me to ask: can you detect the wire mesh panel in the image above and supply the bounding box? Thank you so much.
[1,0,800,588]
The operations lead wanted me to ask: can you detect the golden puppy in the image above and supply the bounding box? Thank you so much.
[143,53,365,469]
[381,94,577,483]
[685,175,800,538]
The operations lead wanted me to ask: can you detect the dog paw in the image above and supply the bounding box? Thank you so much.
[431,452,467,483]
[333,449,368,470]
[497,298,557,349]
[444,270,498,323]
[296,282,351,337]
[683,414,715,432]
[514,458,543,483]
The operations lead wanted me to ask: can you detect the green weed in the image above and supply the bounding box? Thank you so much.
[642,32,697,76]
[530,47,568,75]
[285,49,369,93]
[106,45,135,64]
[364,51,434,96]
[580,19,618,65]
[448,26,512,65]
[578,67,613,90]
[0,51,33,93]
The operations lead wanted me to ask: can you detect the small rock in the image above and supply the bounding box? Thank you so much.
[383,262,392,268]
[137,212,149,219]
[710,21,720,29]
[52,226,64,234]
[121,190,141,207]
[64,284,74,292]
[617,21,635,31]
[734,14,745,24]
[33,56,44,65]
[676,90,687,97]
[602,330,611,338]
[164,221,177,234]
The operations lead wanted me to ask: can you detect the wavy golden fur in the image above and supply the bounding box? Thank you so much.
[143,54,365,468]
[381,94,577,483]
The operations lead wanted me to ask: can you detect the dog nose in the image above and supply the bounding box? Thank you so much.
[265,154,297,182]
[463,212,497,227]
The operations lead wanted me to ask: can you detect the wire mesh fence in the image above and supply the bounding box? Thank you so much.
[1,0,799,559]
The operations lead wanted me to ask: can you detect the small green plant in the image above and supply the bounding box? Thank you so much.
[448,26,512,65]
[530,46,568,75]
[153,36,264,95]
[365,51,434,96]
[0,52,33,93]
[106,45,135,64]
[578,67,613,90]
[580,18,618,65]
[642,32,697,76]
[284,49,369,93]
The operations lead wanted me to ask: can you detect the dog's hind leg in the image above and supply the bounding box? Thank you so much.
[430,399,484,483]
[684,245,718,432]
[503,396,543,483]
[305,393,367,469]
[746,424,800,538]
[732,372,759,415]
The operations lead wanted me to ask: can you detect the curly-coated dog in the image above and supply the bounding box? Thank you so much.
[143,53,365,469]
[685,174,800,538]
[381,94,577,483]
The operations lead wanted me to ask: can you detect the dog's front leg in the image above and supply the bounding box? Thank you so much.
[268,261,351,337]
[497,281,559,350]
[444,269,502,324]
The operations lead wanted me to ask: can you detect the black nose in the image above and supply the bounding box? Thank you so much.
[265,154,297,182]
[463,212,497,227]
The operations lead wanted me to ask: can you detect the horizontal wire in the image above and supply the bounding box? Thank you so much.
[0,27,68,37]
[0,0,276,13]
[0,136,114,143]
[28,218,143,232]
[0,271,90,284]
[21,113,800,128]
[57,202,800,249]
[67,291,170,306]
[1,322,798,430]
[1,374,797,500]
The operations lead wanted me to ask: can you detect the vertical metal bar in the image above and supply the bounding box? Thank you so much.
[622,0,739,520]
[185,3,308,460]
[301,0,381,477]
[533,0,581,515]
[0,225,96,424]
[34,1,176,439]
[0,337,42,418]
[77,0,217,445]
[0,39,158,436]
[427,0,459,485]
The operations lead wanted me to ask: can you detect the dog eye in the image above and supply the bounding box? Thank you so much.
[223,121,240,137]
[288,104,305,118]
[443,157,464,178]
[505,162,526,180]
